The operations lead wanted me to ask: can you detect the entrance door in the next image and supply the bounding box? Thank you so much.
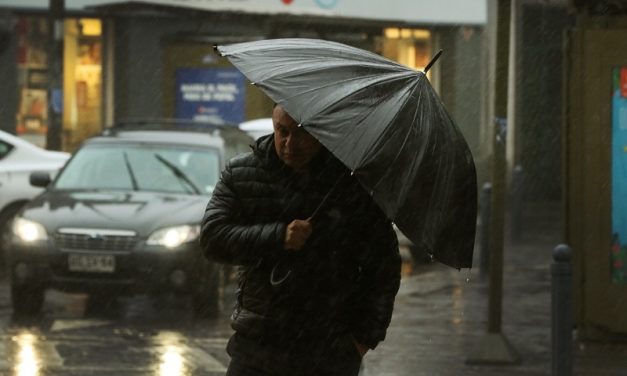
[567,22,627,340]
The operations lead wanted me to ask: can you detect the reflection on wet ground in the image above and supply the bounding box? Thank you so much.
[0,284,237,376]
[0,249,418,376]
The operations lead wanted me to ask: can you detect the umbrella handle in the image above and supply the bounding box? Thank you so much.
[423,49,443,74]
[310,172,348,222]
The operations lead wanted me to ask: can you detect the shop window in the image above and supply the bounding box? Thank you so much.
[14,17,103,151]
[15,17,49,141]
[381,28,432,74]
[64,18,103,152]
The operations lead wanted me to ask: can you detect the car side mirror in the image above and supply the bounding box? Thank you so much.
[30,171,52,188]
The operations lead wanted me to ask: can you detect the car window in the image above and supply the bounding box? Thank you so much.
[224,139,251,161]
[0,140,14,160]
[223,131,254,161]
[54,143,220,195]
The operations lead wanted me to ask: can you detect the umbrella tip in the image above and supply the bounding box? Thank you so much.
[423,49,443,74]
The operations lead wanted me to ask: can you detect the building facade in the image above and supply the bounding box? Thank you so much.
[0,0,488,163]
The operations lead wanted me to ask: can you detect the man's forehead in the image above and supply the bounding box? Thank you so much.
[274,116,299,128]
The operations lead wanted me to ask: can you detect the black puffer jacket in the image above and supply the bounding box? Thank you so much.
[200,135,401,349]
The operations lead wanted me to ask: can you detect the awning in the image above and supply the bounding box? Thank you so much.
[1,0,487,25]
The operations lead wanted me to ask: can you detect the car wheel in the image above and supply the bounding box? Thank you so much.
[191,263,223,319]
[11,283,44,317]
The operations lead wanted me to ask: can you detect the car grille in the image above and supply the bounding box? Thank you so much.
[54,229,138,251]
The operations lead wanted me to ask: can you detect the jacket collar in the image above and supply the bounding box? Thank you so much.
[252,134,345,178]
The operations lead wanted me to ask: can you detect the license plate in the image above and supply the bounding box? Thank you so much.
[68,254,115,273]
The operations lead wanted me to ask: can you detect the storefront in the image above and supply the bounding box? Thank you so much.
[159,25,437,125]
[8,13,102,150]
[566,13,627,340]
[0,0,486,152]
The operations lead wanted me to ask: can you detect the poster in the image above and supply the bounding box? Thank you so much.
[611,67,627,284]
[17,88,47,134]
[175,68,245,125]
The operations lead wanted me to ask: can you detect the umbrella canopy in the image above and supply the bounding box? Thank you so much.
[216,38,477,269]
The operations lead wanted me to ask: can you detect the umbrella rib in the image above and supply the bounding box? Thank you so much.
[258,70,414,119]
[295,73,416,136]
[221,39,408,70]
[297,73,417,168]
[218,38,477,269]
[362,76,428,212]
[254,58,407,79]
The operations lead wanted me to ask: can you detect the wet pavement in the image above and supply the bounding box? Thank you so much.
[363,203,627,376]
[0,203,626,375]
[0,290,236,375]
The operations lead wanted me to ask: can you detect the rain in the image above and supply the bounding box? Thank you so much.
[0,0,626,375]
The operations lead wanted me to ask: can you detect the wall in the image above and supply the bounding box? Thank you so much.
[0,14,17,134]
[439,26,487,183]
[112,14,267,121]
[516,4,570,201]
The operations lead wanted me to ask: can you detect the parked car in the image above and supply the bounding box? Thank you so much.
[238,117,274,140]
[0,130,69,251]
[6,120,253,317]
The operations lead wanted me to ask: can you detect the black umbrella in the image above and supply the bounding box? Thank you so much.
[216,38,477,269]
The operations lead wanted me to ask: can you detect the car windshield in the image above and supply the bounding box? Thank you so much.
[54,143,220,195]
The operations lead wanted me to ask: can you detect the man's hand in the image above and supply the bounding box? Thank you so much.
[284,219,312,251]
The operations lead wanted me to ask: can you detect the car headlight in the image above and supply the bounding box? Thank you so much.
[147,225,200,249]
[13,218,48,242]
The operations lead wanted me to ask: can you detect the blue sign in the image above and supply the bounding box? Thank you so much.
[175,68,245,124]
[51,88,63,114]
[611,67,627,284]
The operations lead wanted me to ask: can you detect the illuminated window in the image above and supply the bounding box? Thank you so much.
[63,18,103,151]
[381,28,432,72]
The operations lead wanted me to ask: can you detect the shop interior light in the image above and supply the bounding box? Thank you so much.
[385,28,430,40]
[79,19,101,36]
[413,29,431,39]
[400,29,412,39]
[384,28,400,39]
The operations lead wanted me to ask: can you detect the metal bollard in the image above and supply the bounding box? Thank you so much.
[510,165,524,241]
[479,182,492,279]
[551,244,573,376]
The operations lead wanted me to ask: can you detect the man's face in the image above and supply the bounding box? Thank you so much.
[273,105,322,171]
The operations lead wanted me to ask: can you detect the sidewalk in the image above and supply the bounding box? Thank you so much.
[362,203,627,376]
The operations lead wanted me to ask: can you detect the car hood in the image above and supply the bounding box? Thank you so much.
[20,190,211,237]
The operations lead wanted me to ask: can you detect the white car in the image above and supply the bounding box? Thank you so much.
[238,118,274,140]
[0,130,70,241]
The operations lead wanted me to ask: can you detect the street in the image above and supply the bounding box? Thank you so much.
[0,279,236,375]
[1,211,627,376]
[0,255,417,376]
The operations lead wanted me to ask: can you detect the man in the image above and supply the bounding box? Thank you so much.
[200,104,401,376]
